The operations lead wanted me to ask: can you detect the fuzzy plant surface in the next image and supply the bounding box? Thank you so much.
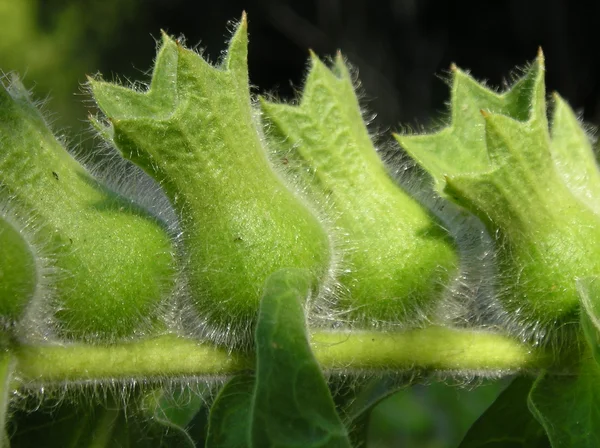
[1,12,600,448]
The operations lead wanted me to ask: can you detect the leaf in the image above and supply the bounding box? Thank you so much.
[529,274,600,447]
[459,376,549,448]
[140,386,208,448]
[493,272,600,448]
[330,374,415,447]
[348,381,410,447]
[206,375,254,448]
[153,389,204,434]
[529,361,600,448]
[251,269,351,448]
[326,376,398,447]
[8,388,202,447]
[368,380,505,448]
[9,397,123,447]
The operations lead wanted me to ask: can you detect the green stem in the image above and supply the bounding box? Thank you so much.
[312,327,553,371]
[13,328,555,386]
[0,351,14,448]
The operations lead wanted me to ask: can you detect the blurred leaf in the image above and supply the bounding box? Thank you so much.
[140,385,208,447]
[8,387,202,447]
[367,380,505,448]
[251,269,351,448]
[206,375,253,448]
[332,374,411,447]
[459,376,549,448]
[9,397,124,447]
[0,0,140,132]
[529,361,600,448]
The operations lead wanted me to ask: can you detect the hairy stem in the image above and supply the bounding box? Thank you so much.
[12,328,557,386]
[0,351,13,446]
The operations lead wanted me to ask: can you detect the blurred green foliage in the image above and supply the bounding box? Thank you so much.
[0,0,138,134]
[368,380,506,448]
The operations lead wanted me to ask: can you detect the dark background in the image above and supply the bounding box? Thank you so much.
[101,0,600,126]
[4,0,600,135]
[0,0,592,446]
[141,0,600,128]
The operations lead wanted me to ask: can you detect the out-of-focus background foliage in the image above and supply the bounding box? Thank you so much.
[0,0,594,446]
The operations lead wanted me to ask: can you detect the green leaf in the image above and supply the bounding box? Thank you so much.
[140,386,207,448]
[540,277,600,448]
[459,376,549,448]
[528,274,600,448]
[153,389,205,433]
[368,380,505,448]
[9,397,125,447]
[206,375,253,448]
[90,15,330,348]
[251,269,351,448]
[337,375,411,448]
[529,361,600,448]
[260,53,457,326]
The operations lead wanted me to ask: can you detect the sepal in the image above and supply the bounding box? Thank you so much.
[0,75,176,341]
[261,52,457,326]
[90,15,331,349]
[396,52,600,341]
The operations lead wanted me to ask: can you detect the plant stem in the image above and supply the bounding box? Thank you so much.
[0,351,13,447]
[13,327,555,386]
[312,327,553,372]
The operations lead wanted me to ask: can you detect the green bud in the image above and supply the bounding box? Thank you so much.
[261,53,458,325]
[0,210,36,327]
[90,16,331,348]
[0,75,176,341]
[396,52,600,342]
